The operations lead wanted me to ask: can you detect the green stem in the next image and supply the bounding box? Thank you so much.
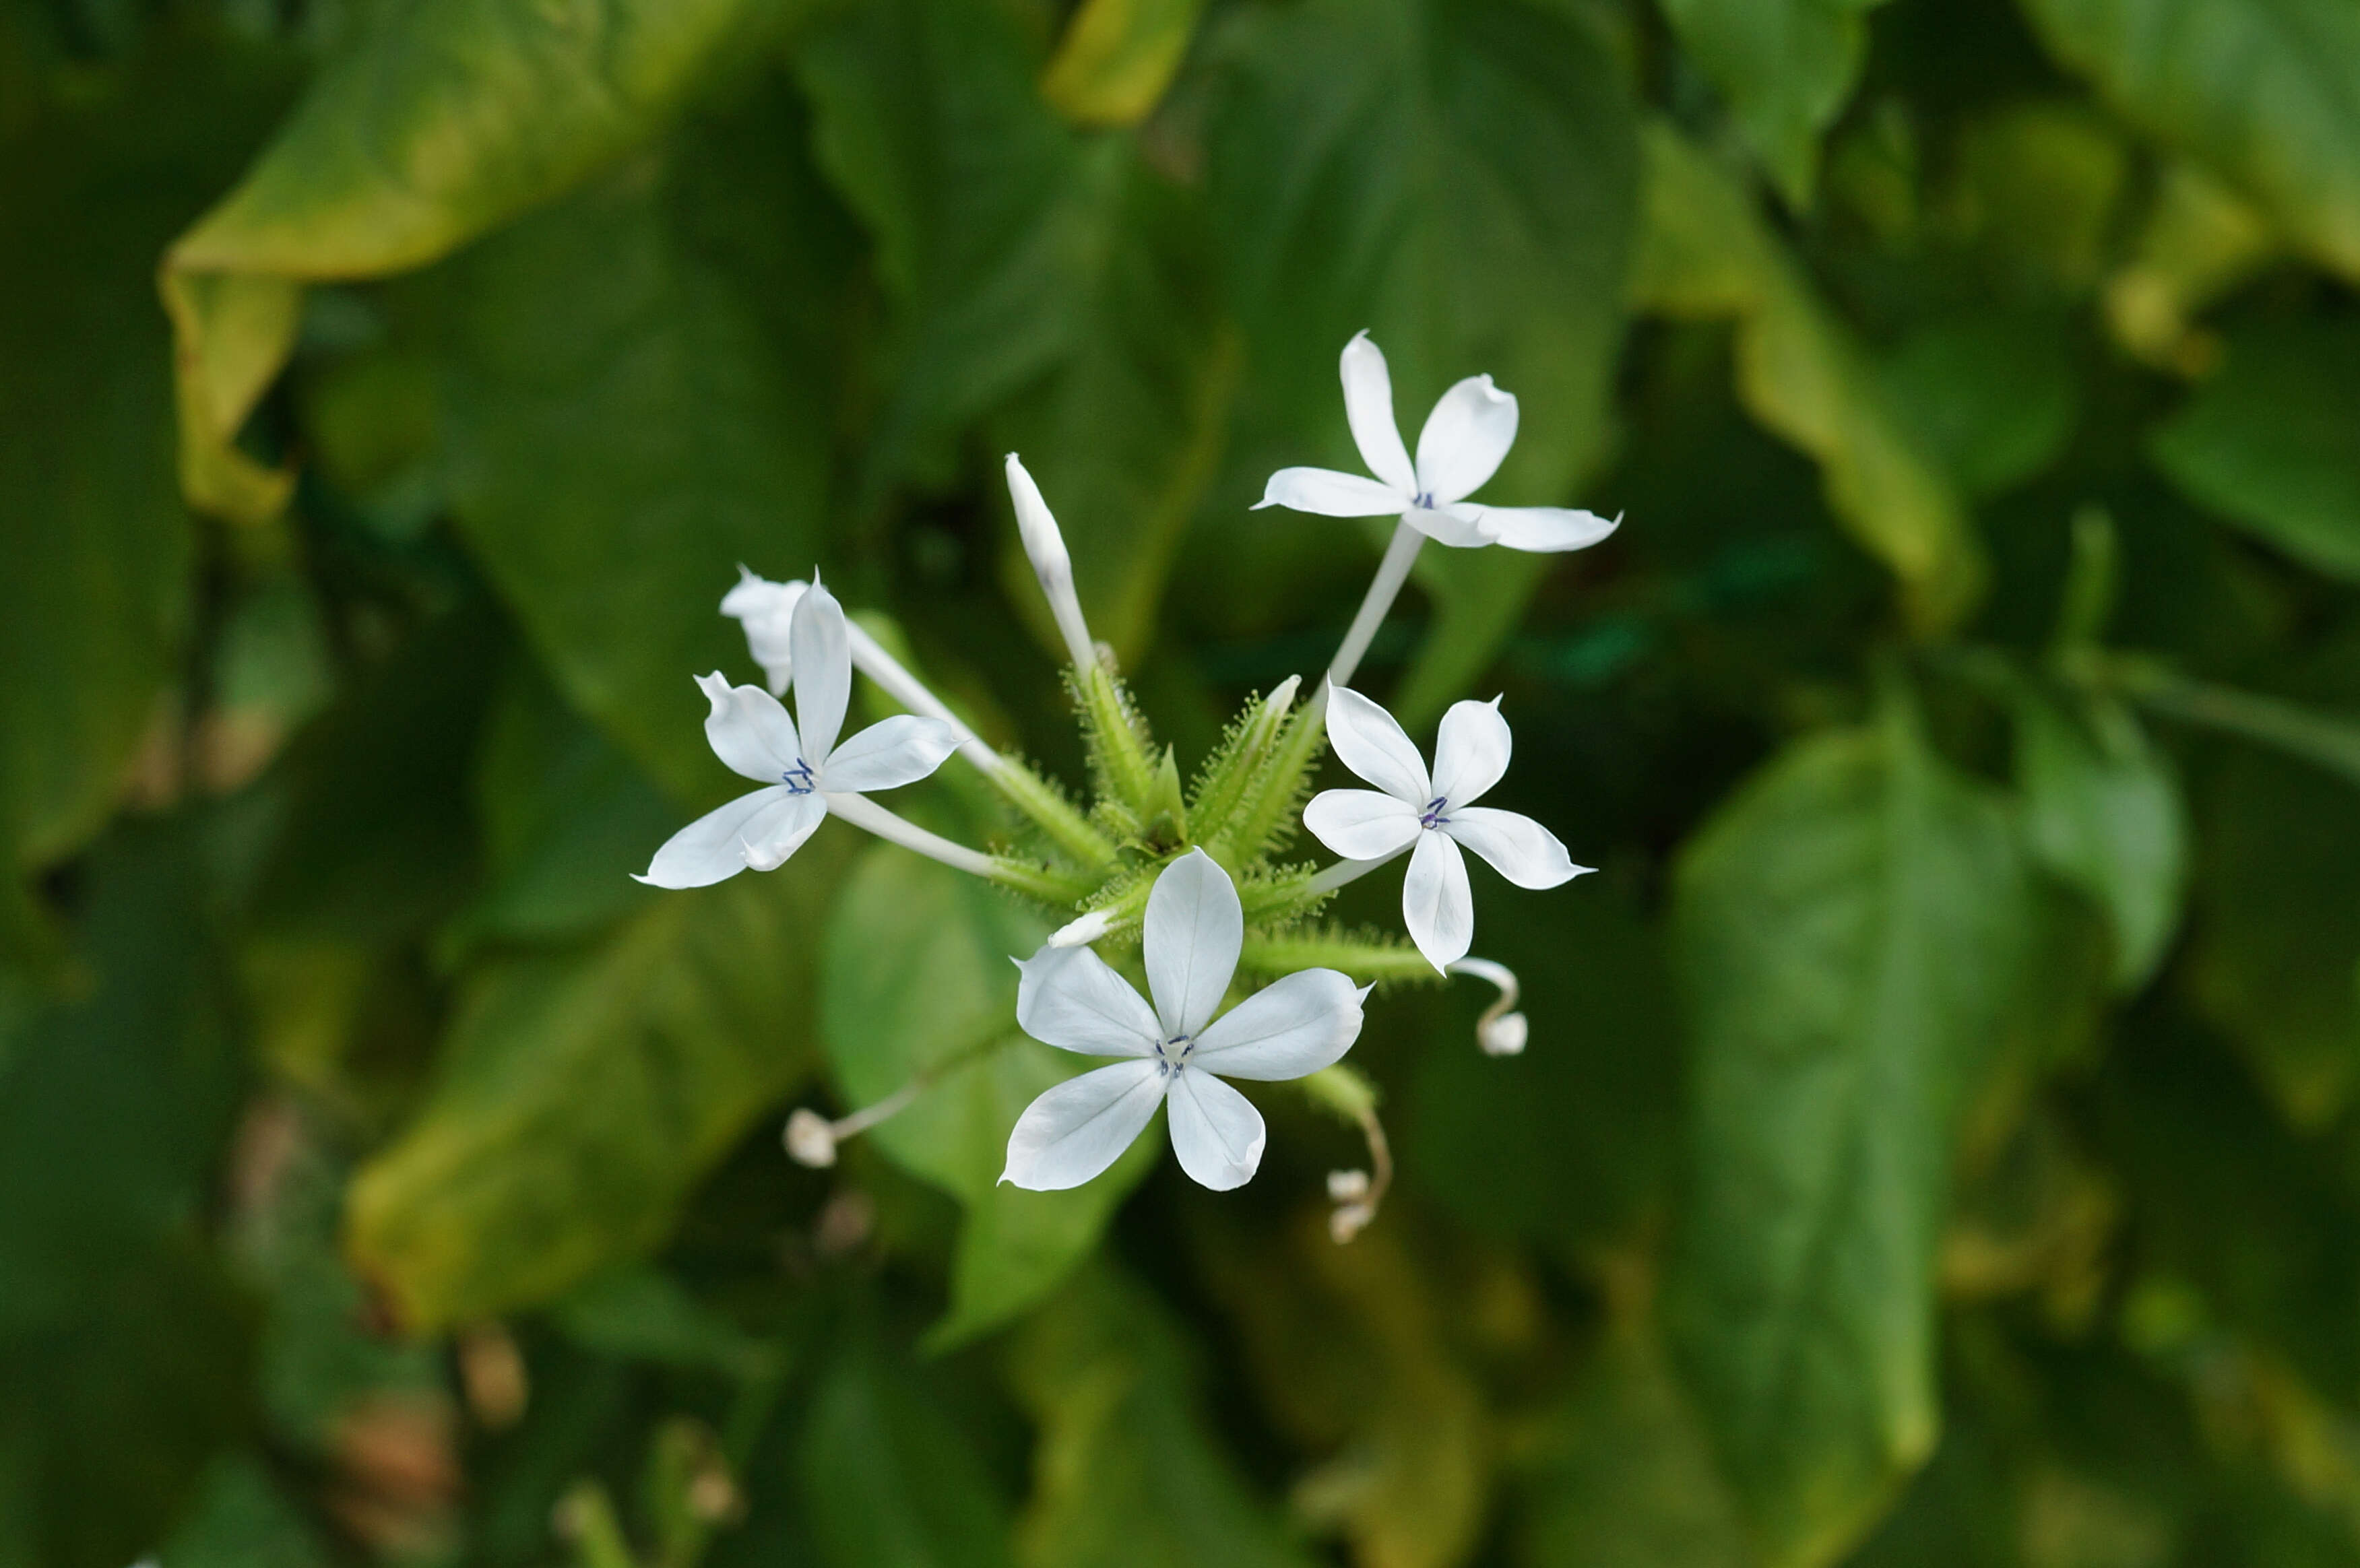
[555,1482,638,1568]
[1077,662,1158,823]
[982,754,1120,869]
[1240,932,1435,982]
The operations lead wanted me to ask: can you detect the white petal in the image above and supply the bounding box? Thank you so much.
[1409,504,1500,549]
[1414,375,1519,504]
[816,715,961,794]
[1459,504,1618,554]
[1143,849,1243,1039]
[1431,697,1510,808]
[697,674,804,783]
[1014,946,1161,1058]
[1256,467,1410,517]
[790,578,852,764]
[637,785,792,888]
[1000,1059,1166,1191]
[720,568,806,695]
[1324,686,1432,804]
[1192,969,1366,1080]
[1403,829,1473,973]
[1302,789,1422,861]
[1341,332,1416,495]
[1443,806,1586,889]
[738,789,829,872]
[1165,1068,1267,1191]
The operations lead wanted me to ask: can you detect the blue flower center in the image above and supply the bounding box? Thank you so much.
[1419,796,1450,829]
[1413,490,1436,510]
[1152,1035,1194,1076]
[781,759,817,794]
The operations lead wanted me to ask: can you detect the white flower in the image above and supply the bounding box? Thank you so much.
[1002,849,1368,1192]
[1304,687,1588,972]
[720,567,806,695]
[1257,332,1618,553]
[639,579,961,888]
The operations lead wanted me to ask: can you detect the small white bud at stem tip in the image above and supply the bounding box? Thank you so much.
[1327,1169,1371,1202]
[783,1109,837,1167]
[1046,908,1118,948]
[1448,957,1526,1056]
[1005,454,1100,674]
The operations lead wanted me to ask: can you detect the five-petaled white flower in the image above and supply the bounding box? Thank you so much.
[1304,687,1588,972]
[1256,332,1619,553]
[639,579,960,888]
[1002,849,1368,1192]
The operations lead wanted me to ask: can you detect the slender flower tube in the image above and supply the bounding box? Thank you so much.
[639,581,961,888]
[1447,957,1528,1056]
[1304,687,1589,971]
[1002,850,1369,1192]
[1005,454,1100,674]
[1258,332,1620,553]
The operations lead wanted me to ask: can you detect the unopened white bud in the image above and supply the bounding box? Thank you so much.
[1327,1168,1371,1202]
[1046,909,1117,949]
[1004,454,1099,673]
[1477,1010,1529,1057]
[1329,1203,1375,1244]
[783,1109,837,1168]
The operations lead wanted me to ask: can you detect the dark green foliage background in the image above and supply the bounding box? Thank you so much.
[5,0,2360,1563]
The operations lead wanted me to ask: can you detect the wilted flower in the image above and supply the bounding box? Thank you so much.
[1256,331,1618,554]
[1002,850,1368,1192]
[1305,687,1587,971]
[639,580,960,888]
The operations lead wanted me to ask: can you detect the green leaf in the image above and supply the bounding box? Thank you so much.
[2149,321,2360,582]
[346,831,850,1331]
[800,0,1229,659]
[2017,0,2360,282]
[1004,1266,1317,1568]
[797,1331,1015,1568]
[1655,0,1891,209]
[1632,123,1984,632]
[2190,744,2360,1129]
[154,1456,330,1568]
[1041,0,1208,128]
[821,845,1153,1346]
[423,86,852,806]
[2013,691,2188,992]
[1880,312,2080,501]
[162,0,796,522]
[0,825,253,1568]
[0,83,263,913]
[1667,701,2035,1568]
[1514,1319,1755,1568]
[1207,0,1638,696]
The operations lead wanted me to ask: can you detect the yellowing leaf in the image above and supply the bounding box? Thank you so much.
[346,835,847,1331]
[1631,123,1984,634]
[161,0,789,523]
[1041,0,1207,128]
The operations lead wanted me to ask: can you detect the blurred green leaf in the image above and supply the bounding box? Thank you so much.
[2018,0,2360,282]
[346,831,848,1330]
[551,1266,778,1381]
[1667,700,2034,1568]
[2190,744,2360,1129]
[1209,0,1638,698]
[0,86,251,925]
[821,845,1153,1347]
[1005,1266,1316,1568]
[1409,884,1680,1251]
[2104,160,2277,370]
[2150,322,2360,582]
[1655,0,1890,209]
[154,1454,330,1568]
[2014,690,2187,993]
[797,1330,1015,1568]
[426,88,851,806]
[801,0,1227,659]
[1632,123,1984,632]
[1880,313,2080,501]
[0,826,253,1568]
[1041,0,1206,128]
[162,0,797,523]
[1514,1319,1755,1568]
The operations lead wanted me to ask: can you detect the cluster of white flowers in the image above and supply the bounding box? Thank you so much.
[637,335,1617,1223]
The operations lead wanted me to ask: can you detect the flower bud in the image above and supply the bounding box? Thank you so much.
[1477,1010,1528,1057]
[782,1108,837,1168]
[1005,454,1099,673]
[1046,908,1117,948]
[1327,1168,1371,1202]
